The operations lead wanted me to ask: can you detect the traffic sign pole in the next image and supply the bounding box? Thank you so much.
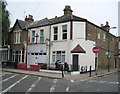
[95,53,98,75]
[92,46,99,75]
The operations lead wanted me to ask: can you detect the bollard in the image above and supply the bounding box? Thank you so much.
[89,66,92,77]
[61,65,64,78]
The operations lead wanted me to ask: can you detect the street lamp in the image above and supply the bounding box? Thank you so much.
[107,26,117,72]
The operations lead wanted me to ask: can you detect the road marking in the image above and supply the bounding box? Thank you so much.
[88,80,96,83]
[0,75,28,94]
[71,80,74,83]
[66,87,69,92]
[25,77,41,94]
[108,82,119,85]
[50,79,58,92]
[0,74,18,84]
[97,81,107,84]
[53,79,57,84]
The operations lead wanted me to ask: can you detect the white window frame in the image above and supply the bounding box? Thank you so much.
[40,29,44,43]
[53,26,58,41]
[14,31,21,44]
[32,31,35,43]
[52,51,65,63]
[62,25,67,40]
[119,41,120,49]
[98,33,100,39]
[103,34,106,41]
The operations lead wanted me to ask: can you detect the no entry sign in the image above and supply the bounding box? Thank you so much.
[92,46,99,54]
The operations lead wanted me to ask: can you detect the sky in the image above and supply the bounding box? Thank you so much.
[6,0,119,36]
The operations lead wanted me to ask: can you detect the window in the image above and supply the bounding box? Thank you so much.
[14,31,20,44]
[53,27,58,40]
[62,25,67,40]
[52,51,65,63]
[12,51,16,62]
[119,41,120,49]
[103,34,106,41]
[32,31,35,43]
[2,50,8,61]
[40,29,44,42]
[98,33,100,39]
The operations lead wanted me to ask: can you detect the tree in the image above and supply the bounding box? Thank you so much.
[1,0,10,46]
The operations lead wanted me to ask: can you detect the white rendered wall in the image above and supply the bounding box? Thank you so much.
[73,22,86,40]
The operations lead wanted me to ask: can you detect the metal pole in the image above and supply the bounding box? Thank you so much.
[95,54,98,75]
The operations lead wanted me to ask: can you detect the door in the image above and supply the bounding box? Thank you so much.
[72,54,79,71]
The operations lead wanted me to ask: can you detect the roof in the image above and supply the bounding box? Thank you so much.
[49,15,87,25]
[71,44,86,53]
[28,15,87,28]
[11,19,28,32]
[28,18,50,29]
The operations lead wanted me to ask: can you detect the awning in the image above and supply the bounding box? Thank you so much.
[71,44,86,53]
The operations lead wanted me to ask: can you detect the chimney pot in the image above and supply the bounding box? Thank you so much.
[63,5,73,16]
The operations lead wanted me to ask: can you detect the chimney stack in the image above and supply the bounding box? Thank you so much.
[25,14,34,23]
[63,5,73,16]
[101,21,110,31]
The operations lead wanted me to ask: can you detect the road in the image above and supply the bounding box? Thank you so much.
[0,71,119,93]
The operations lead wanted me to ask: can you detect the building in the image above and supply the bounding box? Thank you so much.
[27,18,50,68]
[10,5,118,73]
[9,15,34,63]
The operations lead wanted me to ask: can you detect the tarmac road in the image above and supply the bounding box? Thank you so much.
[0,71,119,93]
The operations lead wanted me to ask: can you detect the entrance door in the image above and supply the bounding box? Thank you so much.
[72,54,79,71]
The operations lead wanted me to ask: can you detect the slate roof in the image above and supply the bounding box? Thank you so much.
[28,18,50,29]
[17,19,28,29]
[49,15,87,25]
[28,15,87,29]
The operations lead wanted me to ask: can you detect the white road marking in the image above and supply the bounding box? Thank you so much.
[0,75,28,94]
[53,79,57,84]
[66,87,69,92]
[97,81,107,84]
[88,80,96,83]
[0,74,18,84]
[25,77,41,94]
[71,80,74,83]
[50,79,58,92]
[108,82,119,85]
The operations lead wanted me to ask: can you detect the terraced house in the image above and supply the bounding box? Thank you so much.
[9,15,34,64]
[9,5,118,73]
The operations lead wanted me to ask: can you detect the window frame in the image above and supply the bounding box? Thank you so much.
[40,29,44,43]
[32,31,35,43]
[62,25,67,40]
[53,26,58,41]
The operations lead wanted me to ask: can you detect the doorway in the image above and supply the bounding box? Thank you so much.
[72,54,79,71]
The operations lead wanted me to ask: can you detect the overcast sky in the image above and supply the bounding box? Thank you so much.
[6,0,119,36]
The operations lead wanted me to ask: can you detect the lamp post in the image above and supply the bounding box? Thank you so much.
[107,27,116,72]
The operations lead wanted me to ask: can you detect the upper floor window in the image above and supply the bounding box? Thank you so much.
[103,34,106,41]
[62,25,67,40]
[98,33,100,39]
[40,29,44,43]
[14,31,20,44]
[53,27,58,41]
[32,31,35,43]
[118,41,120,49]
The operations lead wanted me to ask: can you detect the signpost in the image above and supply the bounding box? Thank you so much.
[92,46,99,75]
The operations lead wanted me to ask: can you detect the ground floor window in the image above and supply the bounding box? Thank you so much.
[2,50,8,61]
[52,51,65,63]
[12,50,24,62]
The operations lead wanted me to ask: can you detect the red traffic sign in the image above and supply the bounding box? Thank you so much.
[92,46,99,54]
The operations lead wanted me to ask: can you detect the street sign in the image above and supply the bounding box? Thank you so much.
[92,46,99,54]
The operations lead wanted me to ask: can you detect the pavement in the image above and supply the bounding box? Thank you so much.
[1,67,118,80]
